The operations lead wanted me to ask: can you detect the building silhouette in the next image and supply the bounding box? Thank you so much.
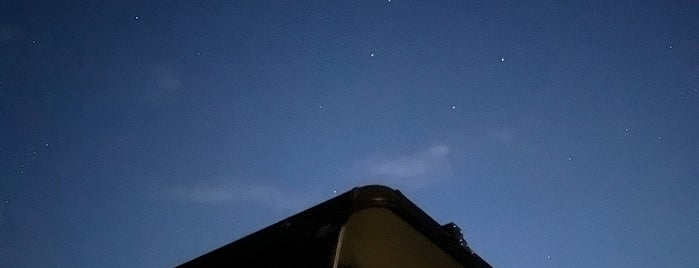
[177,185,492,267]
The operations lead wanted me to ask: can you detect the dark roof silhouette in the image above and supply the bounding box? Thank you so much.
[177,185,492,267]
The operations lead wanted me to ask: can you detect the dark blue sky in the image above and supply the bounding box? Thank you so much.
[1,0,697,267]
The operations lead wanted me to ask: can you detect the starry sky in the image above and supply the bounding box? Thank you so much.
[1,0,698,267]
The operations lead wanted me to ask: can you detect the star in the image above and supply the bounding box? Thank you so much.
[370,53,375,57]
[500,57,505,62]
[134,15,140,20]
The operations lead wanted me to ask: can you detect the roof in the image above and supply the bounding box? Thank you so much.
[176,185,492,267]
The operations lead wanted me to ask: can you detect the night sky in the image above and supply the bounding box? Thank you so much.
[1,1,698,267]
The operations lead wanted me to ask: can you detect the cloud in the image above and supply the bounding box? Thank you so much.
[163,144,454,210]
[141,64,182,102]
[491,128,515,143]
[169,184,235,203]
[0,24,20,44]
[353,144,454,190]
[166,183,313,212]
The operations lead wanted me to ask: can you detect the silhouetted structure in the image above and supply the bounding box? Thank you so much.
[176,185,492,267]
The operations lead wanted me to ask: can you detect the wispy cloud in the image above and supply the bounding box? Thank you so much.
[163,144,454,210]
[166,183,314,212]
[169,184,235,204]
[141,64,182,103]
[0,24,21,44]
[352,144,454,190]
[492,128,515,143]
